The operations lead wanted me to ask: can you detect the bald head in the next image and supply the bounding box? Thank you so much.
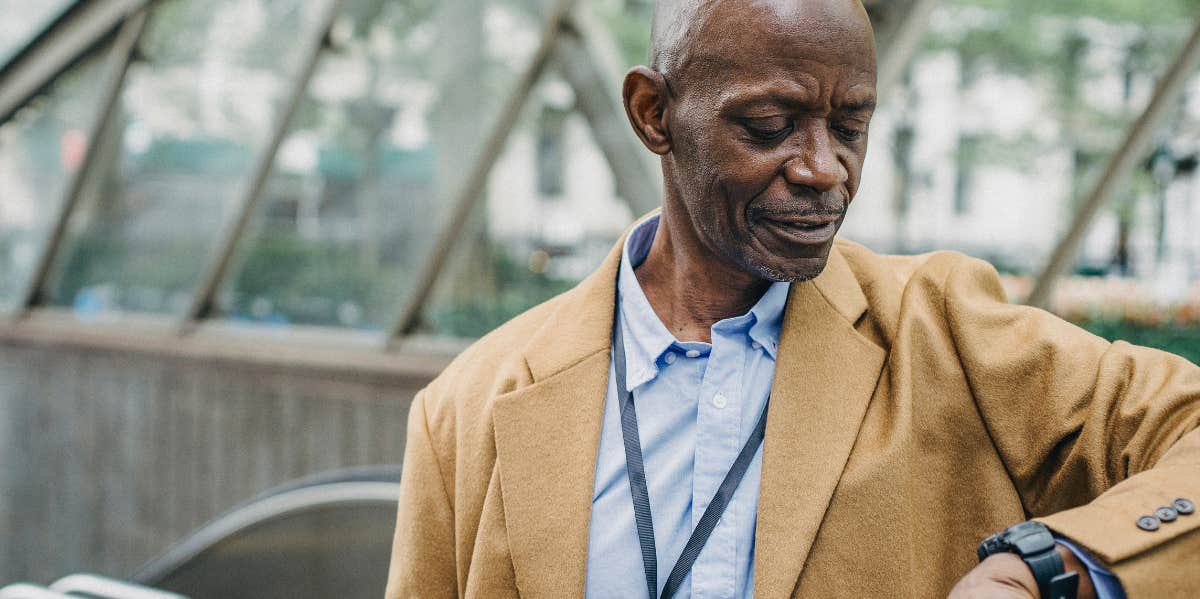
[650,0,876,81]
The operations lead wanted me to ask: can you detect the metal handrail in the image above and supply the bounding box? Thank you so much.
[0,584,74,599]
[50,574,187,599]
[132,473,400,586]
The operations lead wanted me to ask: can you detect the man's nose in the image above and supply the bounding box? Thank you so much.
[781,123,846,193]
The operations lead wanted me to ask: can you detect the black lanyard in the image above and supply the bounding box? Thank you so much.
[612,311,770,599]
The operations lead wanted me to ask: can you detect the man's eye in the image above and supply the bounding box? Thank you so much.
[741,119,792,142]
[833,123,865,142]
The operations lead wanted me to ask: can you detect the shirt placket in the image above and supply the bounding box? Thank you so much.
[690,329,744,599]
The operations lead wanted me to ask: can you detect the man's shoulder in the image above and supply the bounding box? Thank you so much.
[833,237,1008,332]
[835,237,995,294]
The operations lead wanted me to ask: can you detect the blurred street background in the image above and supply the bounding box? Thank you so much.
[1,0,1198,595]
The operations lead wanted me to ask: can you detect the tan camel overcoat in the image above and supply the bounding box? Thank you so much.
[385,233,1200,598]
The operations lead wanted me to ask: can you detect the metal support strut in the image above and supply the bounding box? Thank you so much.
[11,9,148,319]
[179,0,346,332]
[1026,17,1200,309]
[385,0,581,344]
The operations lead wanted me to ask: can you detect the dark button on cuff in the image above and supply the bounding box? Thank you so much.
[1155,506,1179,522]
[1174,498,1195,515]
[1136,515,1161,531]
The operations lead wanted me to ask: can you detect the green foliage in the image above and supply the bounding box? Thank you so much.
[595,0,654,69]
[227,234,575,334]
[227,233,392,327]
[949,0,1200,25]
[425,249,576,338]
[50,232,207,308]
[935,0,1197,83]
[1077,319,1200,365]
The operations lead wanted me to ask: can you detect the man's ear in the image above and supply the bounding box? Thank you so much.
[622,66,672,155]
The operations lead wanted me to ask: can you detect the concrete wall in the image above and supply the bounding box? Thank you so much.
[0,329,443,584]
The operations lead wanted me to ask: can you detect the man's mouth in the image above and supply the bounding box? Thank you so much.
[759,215,839,245]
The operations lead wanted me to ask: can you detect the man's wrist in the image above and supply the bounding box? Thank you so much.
[1055,543,1096,599]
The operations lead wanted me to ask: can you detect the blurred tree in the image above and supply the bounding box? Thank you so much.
[926,0,1200,275]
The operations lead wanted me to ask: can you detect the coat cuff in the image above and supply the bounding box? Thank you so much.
[1036,470,1200,597]
[1055,538,1126,599]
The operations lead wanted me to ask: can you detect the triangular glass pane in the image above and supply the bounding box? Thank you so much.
[420,75,637,338]
[0,42,110,312]
[41,0,334,316]
[214,0,578,331]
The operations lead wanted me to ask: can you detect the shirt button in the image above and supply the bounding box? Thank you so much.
[664,352,677,365]
[1136,515,1161,531]
[751,341,762,350]
[685,349,701,358]
[712,394,728,409]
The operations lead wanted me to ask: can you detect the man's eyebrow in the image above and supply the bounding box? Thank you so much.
[838,98,877,112]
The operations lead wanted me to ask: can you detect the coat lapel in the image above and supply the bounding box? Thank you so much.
[491,234,623,598]
[491,229,885,598]
[753,244,887,599]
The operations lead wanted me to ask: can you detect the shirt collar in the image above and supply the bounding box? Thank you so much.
[617,215,677,391]
[616,214,790,389]
[747,280,787,359]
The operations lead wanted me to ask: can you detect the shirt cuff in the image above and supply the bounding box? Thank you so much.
[1055,537,1126,599]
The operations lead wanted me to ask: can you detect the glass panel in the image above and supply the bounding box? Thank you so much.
[0,47,108,311]
[215,0,571,330]
[421,77,635,338]
[41,0,332,316]
[0,0,76,66]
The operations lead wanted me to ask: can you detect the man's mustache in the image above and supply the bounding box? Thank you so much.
[749,196,846,220]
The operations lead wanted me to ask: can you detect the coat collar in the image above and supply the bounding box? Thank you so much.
[492,228,885,598]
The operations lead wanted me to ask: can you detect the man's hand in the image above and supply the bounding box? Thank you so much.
[948,546,1097,599]
[948,553,1039,599]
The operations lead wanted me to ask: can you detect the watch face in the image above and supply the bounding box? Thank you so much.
[977,533,1007,561]
[1008,522,1056,556]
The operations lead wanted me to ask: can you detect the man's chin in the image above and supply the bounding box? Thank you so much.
[747,254,831,283]
[743,239,835,282]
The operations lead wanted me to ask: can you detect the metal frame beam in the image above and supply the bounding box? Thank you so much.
[554,11,661,216]
[872,0,941,98]
[385,0,580,344]
[0,0,153,125]
[0,307,457,385]
[1026,17,1200,309]
[179,0,346,331]
[11,9,148,319]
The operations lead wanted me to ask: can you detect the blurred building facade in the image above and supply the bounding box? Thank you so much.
[849,6,1200,300]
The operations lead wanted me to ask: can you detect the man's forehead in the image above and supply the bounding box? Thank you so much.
[652,0,875,77]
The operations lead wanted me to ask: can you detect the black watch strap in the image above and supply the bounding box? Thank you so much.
[1024,547,1077,599]
[978,521,1078,599]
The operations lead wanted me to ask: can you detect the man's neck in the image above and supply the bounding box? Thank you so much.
[633,214,772,344]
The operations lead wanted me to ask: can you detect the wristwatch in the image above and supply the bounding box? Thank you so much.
[977,521,1079,599]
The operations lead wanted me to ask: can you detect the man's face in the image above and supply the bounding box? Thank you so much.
[663,0,877,282]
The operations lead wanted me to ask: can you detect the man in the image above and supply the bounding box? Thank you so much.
[385,0,1200,597]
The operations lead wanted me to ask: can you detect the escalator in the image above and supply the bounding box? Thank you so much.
[2,465,402,599]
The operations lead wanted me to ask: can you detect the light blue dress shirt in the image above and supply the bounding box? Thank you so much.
[584,215,1123,599]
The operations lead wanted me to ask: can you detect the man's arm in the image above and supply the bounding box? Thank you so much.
[941,256,1200,596]
[385,390,458,599]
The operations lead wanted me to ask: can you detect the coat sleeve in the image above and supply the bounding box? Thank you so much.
[940,255,1200,596]
[385,389,459,599]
